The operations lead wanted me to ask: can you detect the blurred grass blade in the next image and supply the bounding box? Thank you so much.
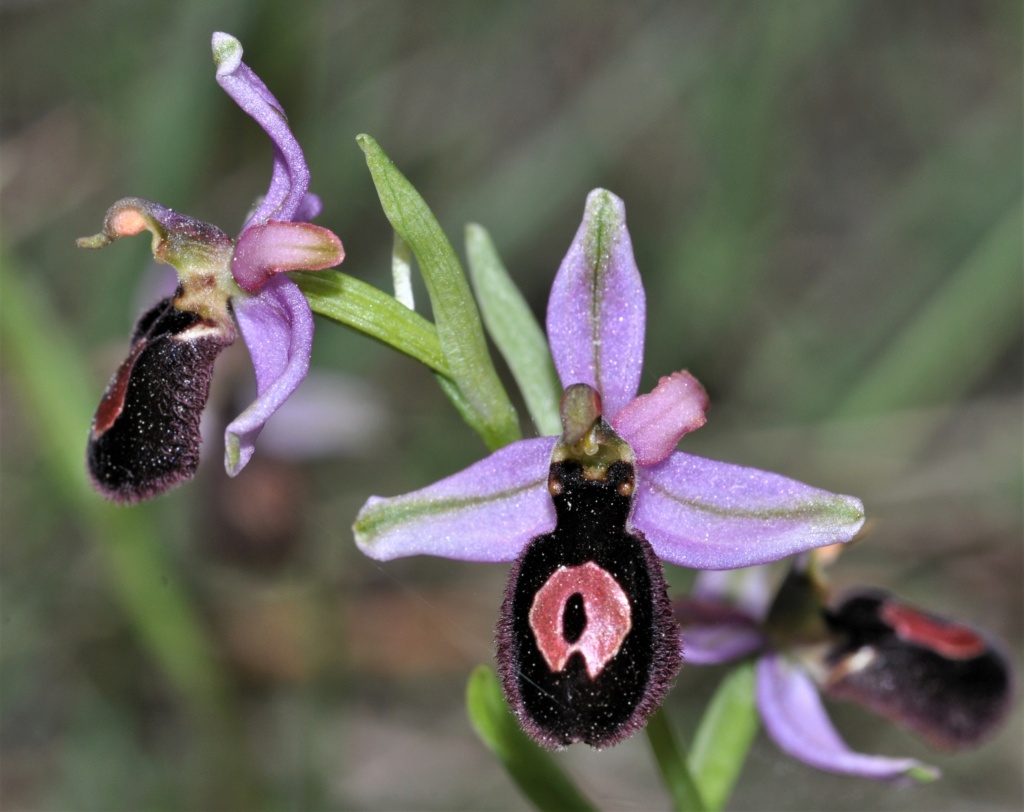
[466,223,561,436]
[294,269,449,375]
[837,197,1024,416]
[645,708,707,812]
[466,666,596,812]
[688,662,759,812]
[358,134,520,450]
[0,255,229,724]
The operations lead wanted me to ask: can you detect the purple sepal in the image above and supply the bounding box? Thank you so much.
[674,597,767,664]
[631,452,865,570]
[354,437,558,562]
[683,624,766,665]
[295,193,323,222]
[225,275,314,475]
[213,32,310,226]
[546,189,645,420]
[756,653,939,781]
[692,568,775,622]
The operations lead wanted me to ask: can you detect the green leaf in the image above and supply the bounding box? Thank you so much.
[466,666,596,812]
[645,708,707,812]
[466,223,562,436]
[294,269,449,375]
[358,134,520,450]
[688,662,759,812]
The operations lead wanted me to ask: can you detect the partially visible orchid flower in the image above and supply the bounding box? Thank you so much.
[355,188,866,747]
[79,33,343,504]
[676,558,1013,781]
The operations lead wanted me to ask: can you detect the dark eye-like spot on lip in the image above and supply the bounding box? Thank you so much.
[87,296,233,504]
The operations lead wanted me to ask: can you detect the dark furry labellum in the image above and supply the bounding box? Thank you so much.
[823,591,1013,750]
[88,295,233,504]
[496,459,681,749]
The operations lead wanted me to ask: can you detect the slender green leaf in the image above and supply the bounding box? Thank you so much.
[645,708,707,812]
[466,666,596,812]
[466,223,562,436]
[358,134,520,450]
[688,662,759,812]
[294,269,449,375]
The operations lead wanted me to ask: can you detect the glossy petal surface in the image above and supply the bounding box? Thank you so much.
[354,437,558,562]
[225,275,314,475]
[232,221,344,293]
[632,452,865,570]
[757,654,938,781]
[546,190,645,419]
[612,371,708,465]
[213,32,309,225]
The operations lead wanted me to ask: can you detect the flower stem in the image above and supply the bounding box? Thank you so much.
[646,708,707,812]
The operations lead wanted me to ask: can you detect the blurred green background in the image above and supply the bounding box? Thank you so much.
[2,1,1020,809]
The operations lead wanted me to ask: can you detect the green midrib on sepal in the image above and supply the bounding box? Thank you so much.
[354,476,545,545]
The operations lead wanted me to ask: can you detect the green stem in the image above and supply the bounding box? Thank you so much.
[646,708,707,812]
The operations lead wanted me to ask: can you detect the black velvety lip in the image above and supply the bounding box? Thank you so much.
[88,296,232,505]
[496,459,681,749]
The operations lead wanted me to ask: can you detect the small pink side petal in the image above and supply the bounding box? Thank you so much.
[612,371,708,465]
[757,654,939,781]
[354,437,558,562]
[546,189,645,419]
[232,221,344,293]
[225,276,313,475]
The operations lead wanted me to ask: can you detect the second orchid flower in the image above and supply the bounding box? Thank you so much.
[79,34,343,503]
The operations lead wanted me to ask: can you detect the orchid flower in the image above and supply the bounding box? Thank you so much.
[354,188,866,747]
[676,559,1013,781]
[78,33,343,504]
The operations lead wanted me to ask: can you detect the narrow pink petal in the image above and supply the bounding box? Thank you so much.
[232,221,344,293]
[632,452,865,570]
[757,654,938,781]
[354,437,558,562]
[546,189,645,419]
[612,371,708,465]
[225,276,313,475]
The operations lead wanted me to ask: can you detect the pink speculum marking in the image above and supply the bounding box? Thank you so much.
[529,561,632,679]
[881,601,986,660]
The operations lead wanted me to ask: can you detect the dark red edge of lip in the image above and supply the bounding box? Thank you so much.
[881,600,987,660]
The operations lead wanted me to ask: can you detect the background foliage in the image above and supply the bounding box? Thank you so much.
[2,1,1020,809]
